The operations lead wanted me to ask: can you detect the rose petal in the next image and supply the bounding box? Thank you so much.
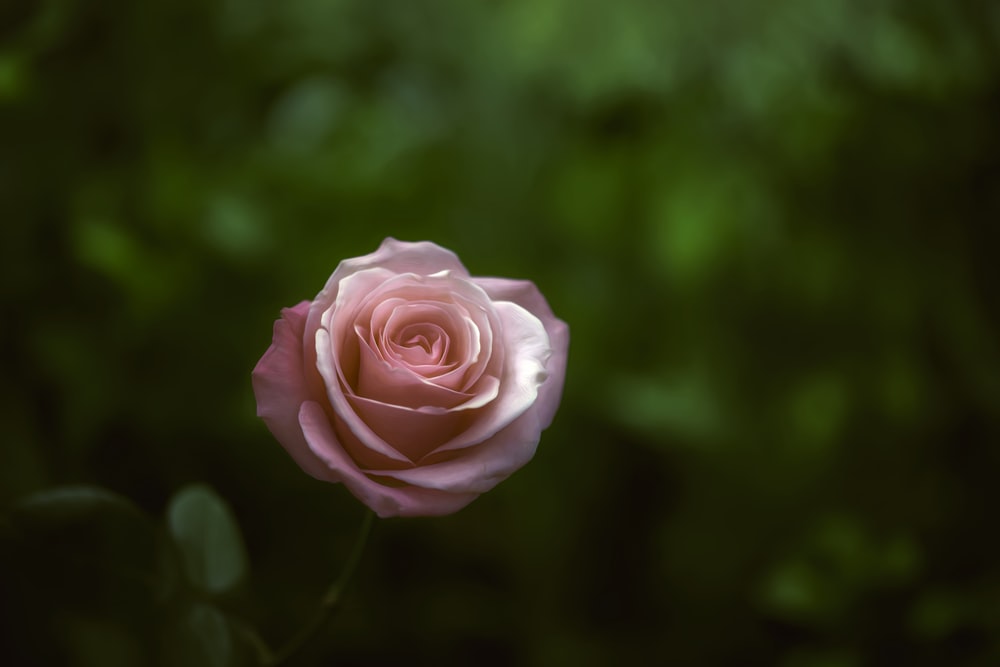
[345,394,472,462]
[299,400,478,518]
[356,333,473,409]
[342,270,497,391]
[343,372,500,460]
[251,301,336,482]
[427,300,551,455]
[306,240,468,340]
[316,325,411,463]
[473,278,569,429]
[322,266,399,387]
[364,406,543,494]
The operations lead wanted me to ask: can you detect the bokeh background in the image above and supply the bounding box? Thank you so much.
[3,0,1000,665]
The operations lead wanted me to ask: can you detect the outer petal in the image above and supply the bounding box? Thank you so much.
[299,401,479,518]
[428,300,551,455]
[331,238,469,285]
[473,278,569,429]
[364,407,543,494]
[361,286,565,493]
[251,301,336,481]
[369,283,569,494]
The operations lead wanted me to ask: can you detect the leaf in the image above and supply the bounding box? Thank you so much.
[5,485,158,614]
[187,603,234,667]
[10,484,145,525]
[166,484,249,595]
[164,603,234,667]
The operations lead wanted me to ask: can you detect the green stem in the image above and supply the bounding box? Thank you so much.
[266,509,376,666]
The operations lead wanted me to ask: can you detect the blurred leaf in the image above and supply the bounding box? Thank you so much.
[3,485,160,639]
[167,484,249,596]
[73,217,143,284]
[611,372,724,443]
[759,515,922,627]
[164,603,234,667]
[0,54,28,101]
[786,372,849,452]
[267,76,349,156]
[909,589,965,639]
[879,536,921,584]
[548,148,625,245]
[10,484,145,525]
[61,615,143,667]
[759,557,844,623]
[202,192,269,259]
[188,604,233,667]
[646,165,769,286]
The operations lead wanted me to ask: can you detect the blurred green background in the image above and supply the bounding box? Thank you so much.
[2,0,1000,665]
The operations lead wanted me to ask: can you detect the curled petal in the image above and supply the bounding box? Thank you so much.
[346,395,470,462]
[299,401,478,518]
[473,278,569,429]
[429,300,551,455]
[364,407,543,494]
[305,240,469,353]
[355,335,477,410]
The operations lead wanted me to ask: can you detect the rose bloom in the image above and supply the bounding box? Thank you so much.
[252,238,568,517]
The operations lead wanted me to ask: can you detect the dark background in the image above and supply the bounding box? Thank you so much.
[2,0,1000,665]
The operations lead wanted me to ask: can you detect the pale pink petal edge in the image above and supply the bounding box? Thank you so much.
[473,277,569,428]
[251,301,337,482]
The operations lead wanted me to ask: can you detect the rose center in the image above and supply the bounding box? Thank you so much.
[390,323,448,367]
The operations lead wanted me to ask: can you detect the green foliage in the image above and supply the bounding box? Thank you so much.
[167,485,250,597]
[163,603,235,667]
[11,485,145,524]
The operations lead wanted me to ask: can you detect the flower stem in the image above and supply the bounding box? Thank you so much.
[266,509,376,666]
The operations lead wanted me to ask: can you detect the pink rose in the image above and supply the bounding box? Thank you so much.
[252,238,569,517]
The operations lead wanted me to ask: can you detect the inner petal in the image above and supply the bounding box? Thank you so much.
[381,301,463,372]
[393,322,448,366]
[345,273,501,402]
